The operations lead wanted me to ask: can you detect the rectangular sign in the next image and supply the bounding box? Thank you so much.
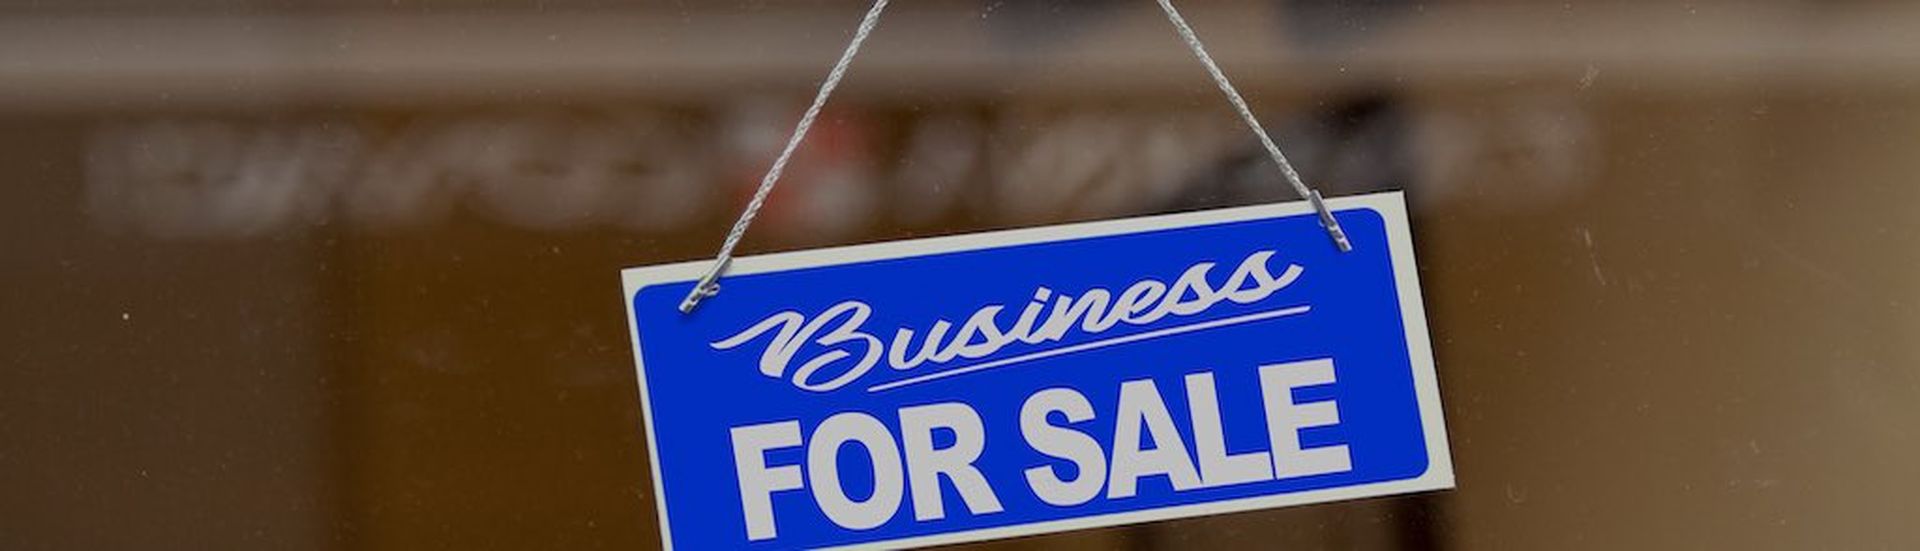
[621,191,1453,550]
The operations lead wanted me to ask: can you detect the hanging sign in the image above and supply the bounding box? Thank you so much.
[621,191,1453,550]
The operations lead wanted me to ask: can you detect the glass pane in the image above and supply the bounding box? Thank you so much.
[4,1,1917,548]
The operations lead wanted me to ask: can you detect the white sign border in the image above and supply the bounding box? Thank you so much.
[620,190,1455,550]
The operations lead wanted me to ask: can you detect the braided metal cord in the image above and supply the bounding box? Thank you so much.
[680,0,1350,314]
[679,0,891,313]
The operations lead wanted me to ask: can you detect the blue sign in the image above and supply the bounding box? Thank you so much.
[622,191,1452,550]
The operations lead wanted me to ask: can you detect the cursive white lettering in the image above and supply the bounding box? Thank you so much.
[711,250,1304,393]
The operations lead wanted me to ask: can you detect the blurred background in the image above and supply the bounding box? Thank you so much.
[3,0,1918,549]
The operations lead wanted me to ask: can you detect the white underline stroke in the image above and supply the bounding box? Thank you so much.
[866,304,1311,393]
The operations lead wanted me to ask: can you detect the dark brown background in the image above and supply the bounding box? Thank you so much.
[3,1,1918,549]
